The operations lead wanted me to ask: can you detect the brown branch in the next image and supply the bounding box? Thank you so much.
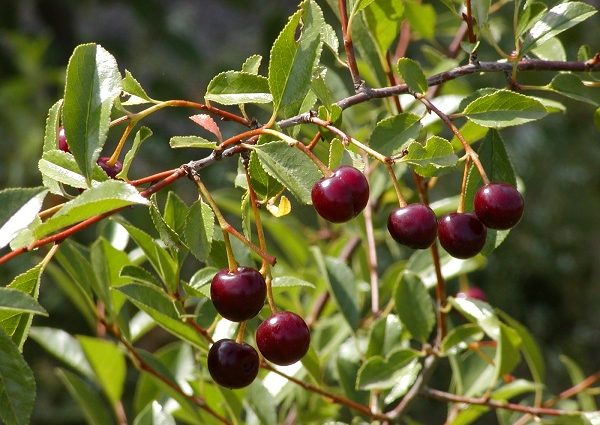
[464,0,477,44]
[338,0,363,91]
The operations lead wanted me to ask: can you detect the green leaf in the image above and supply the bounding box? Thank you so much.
[449,297,501,340]
[169,136,217,149]
[247,381,277,425]
[241,54,262,74]
[560,355,597,411]
[441,324,484,356]
[54,241,97,310]
[184,200,214,262]
[63,43,122,184]
[548,73,599,106]
[531,37,566,61]
[117,283,207,350]
[254,140,322,204]
[356,349,420,390]
[271,276,316,290]
[122,70,156,105]
[134,401,176,425]
[397,58,428,94]
[363,0,404,53]
[248,148,284,201]
[268,8,321,116]
[471,0,491,27]
[366,315,404,358]
[351,0,377,15]
[120,265,163,287]
[383,360,422,403]
[463,90,547,128]
[34,180,148,240]
[0,329,36,425]
[79,336,126,405]
[401,136,458,177]
[29,327,94,378]
[493,324,522,383]
[404,1,435,40]
[394,272,435,342]
[91,237,132,315]
[302,0,339,54]
[521,2,597,54]
[369,113,422,157]
[0,288,47,317]
[56,368,114,425]
[595,107,600,131]
[163,191,189,234]
[0,187,47,248]
[205,71,272,105]
[39,150,109,192]
[42,99,63,153]
[149,195,185,251]
[117,126,153,179]
[311,247,359,330]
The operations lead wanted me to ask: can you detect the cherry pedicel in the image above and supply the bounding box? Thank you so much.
[311,165,369,223]
[387,203,438,249]
[256,311,310,366]
[438,212,487,259]
[97,156,123,179]
[474,182,524,230]
[210,266,266,322]
[207,339,259,389]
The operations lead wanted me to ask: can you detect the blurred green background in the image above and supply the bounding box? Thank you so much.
[1,0,600,423]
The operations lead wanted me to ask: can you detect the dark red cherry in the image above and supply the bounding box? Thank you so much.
[438,213,487,259]
[210,267,266,322]
[311,166,369,223]
[387,203,438,249]
[97,156,123,179]
[457,286,487,301]
[474,183,524,230]
[58,127,70,153]
[256,311,310,366]
[207,339,259,388]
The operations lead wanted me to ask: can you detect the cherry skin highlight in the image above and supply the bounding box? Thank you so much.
[387,203,438,249]
[438,212,487,259]
[58,127,70,153]
[210,266,266,322]
[474,182,524,230]
[97,156,123,179]
[256,311,310,366]
[207,339,259,388]
[311,165,369,223]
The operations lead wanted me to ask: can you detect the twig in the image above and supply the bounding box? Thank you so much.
[338,0,363,91]
[362,160,380,317]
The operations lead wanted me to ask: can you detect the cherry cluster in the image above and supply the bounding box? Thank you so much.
[311,166,524,259]
[58,127,123,178]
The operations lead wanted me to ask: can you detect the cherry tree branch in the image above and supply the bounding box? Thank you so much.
[338,0,363,91]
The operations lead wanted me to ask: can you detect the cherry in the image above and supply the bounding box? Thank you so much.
[311,166,369,223]
[474,183,524,230]
[457,286,487,301]
[256,311,310,366]
[97,156,123,179]
[207,339,259,388]
[210,267,266,322]
[387,203,438,249]
[57,127,70,153]
[438,213,487,259]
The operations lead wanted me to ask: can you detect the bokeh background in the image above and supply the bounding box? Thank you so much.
[1,0,600,423]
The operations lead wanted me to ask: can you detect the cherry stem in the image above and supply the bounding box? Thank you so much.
[108,121,134,167]
[414,94,490,185]
[362,160,380,317]
[235,321,247,344]
[458,156,472,213]
[384,162,408,208]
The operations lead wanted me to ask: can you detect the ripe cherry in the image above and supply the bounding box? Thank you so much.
[387,203,438,249]
[457,286,487,301]
[57,127,70,153]
[438,213,487,259]
[97,156,123,179]
[311,166,369,223]
[210,267,266,322]
[474,183,524,230]
[207,339,259,388]
[256,311,310,366]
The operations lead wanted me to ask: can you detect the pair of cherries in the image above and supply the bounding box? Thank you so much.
[208,267,310,389]
[311,166,524,258]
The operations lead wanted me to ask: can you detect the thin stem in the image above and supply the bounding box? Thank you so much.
[465,0,476,43]
[108,122,134,167]
[38,203,65,220]
[414,94,490,185]
[235,321,247,343]
[385,52,402,113]
[129,168,179,186]
[458,157,472,213]
[384,162,408,208]
[338,0,362,91]
[362,161,379,317]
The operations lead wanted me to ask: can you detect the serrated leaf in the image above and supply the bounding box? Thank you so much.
[369,113,422,157]
[548,73,599,106]
[248,148,284,201]
[366,315,404,358]
[397,58,428,94]
[0,289,47,317]
[149,195,185,251]
[163,191,189,235]
[394,272,435,342]
[521,2,597,54]
[79,336,126,405]
[401,136,458,177]
[0,329,36,425]
[463,90,547,128]
[189,114,222,142]
[117,126,153,179]
[184,200,214,262]
[56,368,114,425]
[356,349,420,390]
[42,99,63,153]
[302,0,338,54]
[241,54,262,74]
[122,70,156,104]
[63,43,122,184]
[0,187,47,248]
[169,136,216,149]
[205,71,272,105]
[441,324,485,356]
[39,150,109,191]
[33,180,149,240]
[254,140,322,204]
[363,0,404,53]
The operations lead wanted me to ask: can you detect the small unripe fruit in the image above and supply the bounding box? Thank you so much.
[256,311,310,366]
[97,156,123,179]
[210,267,266,322]
[438,212,487,259]
[387,203,438,249]
[311,166,369,223]
[457,286,487,301]
[207,339,259,388]
[474,183,524,230]
[58,127,70,153]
